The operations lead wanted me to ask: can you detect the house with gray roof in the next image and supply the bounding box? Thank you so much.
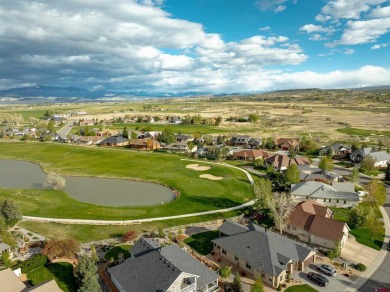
[212,222,315,288]
[99,135,128,147]
[291,181,359,207]
[350,147,373,162]
[319,143,351,157]
[297,165,341,182]
[0,242,13,259]
[108,237,219,292]
[350,147,390,167]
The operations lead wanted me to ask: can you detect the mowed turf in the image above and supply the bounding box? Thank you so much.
[0,142,253,220]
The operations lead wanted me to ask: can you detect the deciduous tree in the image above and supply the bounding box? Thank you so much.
[266,192,296,234]
[285,164,300,184]
[253,178,273,208]
[364,179,386,207]
[122,230,138,243]
[350,167,360,183]
[360,156,376,173]
[233,273,243,292]
[318,157,333,171]
[251,278,264,292]
[42,239,80,260]
[44,173,66,190]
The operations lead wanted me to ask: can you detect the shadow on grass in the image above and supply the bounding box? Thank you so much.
[186,196,240,209]
[47,263,77,292]
[184,230,219,255]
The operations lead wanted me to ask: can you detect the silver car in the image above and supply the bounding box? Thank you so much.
[317,264,337,277]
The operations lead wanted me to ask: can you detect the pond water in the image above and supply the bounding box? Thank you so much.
[0,159,175,207]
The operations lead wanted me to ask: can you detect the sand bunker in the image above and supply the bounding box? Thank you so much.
[199,174,223,181]
[186,164,211,171]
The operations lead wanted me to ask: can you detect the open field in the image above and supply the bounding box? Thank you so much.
[0,143,253,220]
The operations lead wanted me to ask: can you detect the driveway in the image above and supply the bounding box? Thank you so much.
[341,236,379,267]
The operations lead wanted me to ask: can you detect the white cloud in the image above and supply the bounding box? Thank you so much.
[371,43,388,49]
[344,48,355,54]
[259,26,271,31]
[316,0,388,21]
[299,24,335,35]
[329,17,390,46]
[255,0,288,12]
[368,5,390,18]
[310,34,327,41]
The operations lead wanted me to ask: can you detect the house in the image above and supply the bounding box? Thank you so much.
[169,116,182,124]
[275,138,300,151]
[163,142,196,153]
[368,151,390,168]
[81,119,95,126]
[319,143,351,157]
[247,137,262,149]
[175,134,194,143]
[212,221,316,289]
[78,136,103,146]
[291,181,359,207]
[284,201,350,249]
[96,129,120,137]
[0,242,13,259]
[141,131,161,139]
[232,149,269,162]
[108,238,219,292]
[265,154,310,171]
[349,147,373,162]
[229,135,251,147]
[129,138,160,150]
[52,114,68,122]
[0,268,62,292]
[297,165,341,182]
[100,135,128,147]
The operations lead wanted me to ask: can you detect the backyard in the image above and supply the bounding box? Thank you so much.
[183,230,219,255]
[104,245,132,261]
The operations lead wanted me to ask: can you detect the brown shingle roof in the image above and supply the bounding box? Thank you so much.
[265,154,310,170]
[308,216,348,242]
[233,149,269,159]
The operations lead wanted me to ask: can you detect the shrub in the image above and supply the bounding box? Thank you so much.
[219,266,231,278]
[355,263,367,271]
[16,254,48,273]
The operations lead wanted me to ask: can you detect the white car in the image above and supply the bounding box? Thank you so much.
[317,264,337,277]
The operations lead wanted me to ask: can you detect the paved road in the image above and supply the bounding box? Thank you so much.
[57,120,74,138]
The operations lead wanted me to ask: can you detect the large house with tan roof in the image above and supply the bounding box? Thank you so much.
[129,138,160,150]
[283,200,350,249]
[275,138,300,151]
[232,149,269,162]
[265,154,310,171]
[0,268,62,292]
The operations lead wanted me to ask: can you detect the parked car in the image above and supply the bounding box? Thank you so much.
[317,264,337,277]
[387,242,390,251]
[307,272,329,287]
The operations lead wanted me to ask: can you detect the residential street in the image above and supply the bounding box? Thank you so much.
[57,120,74,138]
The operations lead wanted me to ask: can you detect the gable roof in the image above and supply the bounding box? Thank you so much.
[100,135,128,144]
[108,238,219,291]
[213,223,314,277]
[275,138,299,147]
[331,182,355,193]
[291,181,359,201]
[288,200,349,242]
[0,269,27,292]
[219,221,248,236]
[27,280,62,292]
[350,147,373,160]
[265,154,310,170]
[368,151,390,162]
[233,149,269,159]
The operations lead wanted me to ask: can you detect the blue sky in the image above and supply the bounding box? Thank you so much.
[0,0,389,93]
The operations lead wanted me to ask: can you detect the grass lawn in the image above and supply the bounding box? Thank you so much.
[183,230,219,255]
[17,211,241,242]
[337,127,390,137]
[331,206,384,251]
[104,244,132,261]
[285,284,318,292]
[27,262,76,292]
[0,142,253,220]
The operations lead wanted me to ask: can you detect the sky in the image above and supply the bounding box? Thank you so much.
[0,0,389,93]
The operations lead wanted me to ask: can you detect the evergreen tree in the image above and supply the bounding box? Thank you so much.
[76,255,100,292]
[251,278,264,292]
[0,199,22,223]
[233,273,243,292]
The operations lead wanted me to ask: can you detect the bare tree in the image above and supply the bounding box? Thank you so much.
[266,192,296,234]
[44,173,66,190]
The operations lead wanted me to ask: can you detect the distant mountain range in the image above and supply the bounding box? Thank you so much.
[0,84,389,104]
[0,85,211,103]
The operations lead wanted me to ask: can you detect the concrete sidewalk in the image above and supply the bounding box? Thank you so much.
[344,206,390,291]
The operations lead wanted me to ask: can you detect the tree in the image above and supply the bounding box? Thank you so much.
[248,114,260,123]
[360,155,376,173]
[364,207,383,241]
[122,126,129,138]
[130,130,138,139]
[233,273,243,292]
[363,179,386,207]
[251,278,264,292]
[42,239,80,260]
[318,157,333,171]
[0,250,12,268]
[253,158,264,169]
[350,167,360,183]
[326,147,333,158]
[266,192,296,234]
[253,178,273,208]
[0,199,22,223]
[285,164,300,184]
[288,146,298,159]
[44,173,66,190]
[122,230,138,242]
[76,255,100,292]
[219,266,231,278]
[349,204,368,228]
[47,120,55,132]
[215,116,222,126]
[385,162,390,182]
[158,227,165,238]
[90,245,99,263]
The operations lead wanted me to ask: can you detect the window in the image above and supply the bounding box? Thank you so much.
[328,199,331,202]
[344,200,347,204]
[337,200,339,203]
[306,196,309,199]
[292,227,296,230]
[262,271,265,278]
[235,256,238,261]
[323,198,326,202]
[246,263,251,269]
[280,275,283,281]
[222,249,226,255]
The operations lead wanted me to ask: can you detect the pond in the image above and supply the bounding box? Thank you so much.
[0,159,176,207]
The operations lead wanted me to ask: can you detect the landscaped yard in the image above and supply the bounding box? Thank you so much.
[104,244,132,261]
[0,142,253,220]
[183,230,219,255]
[27,262,76,292]
[285,284,318,292]
[331,206,384,251]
